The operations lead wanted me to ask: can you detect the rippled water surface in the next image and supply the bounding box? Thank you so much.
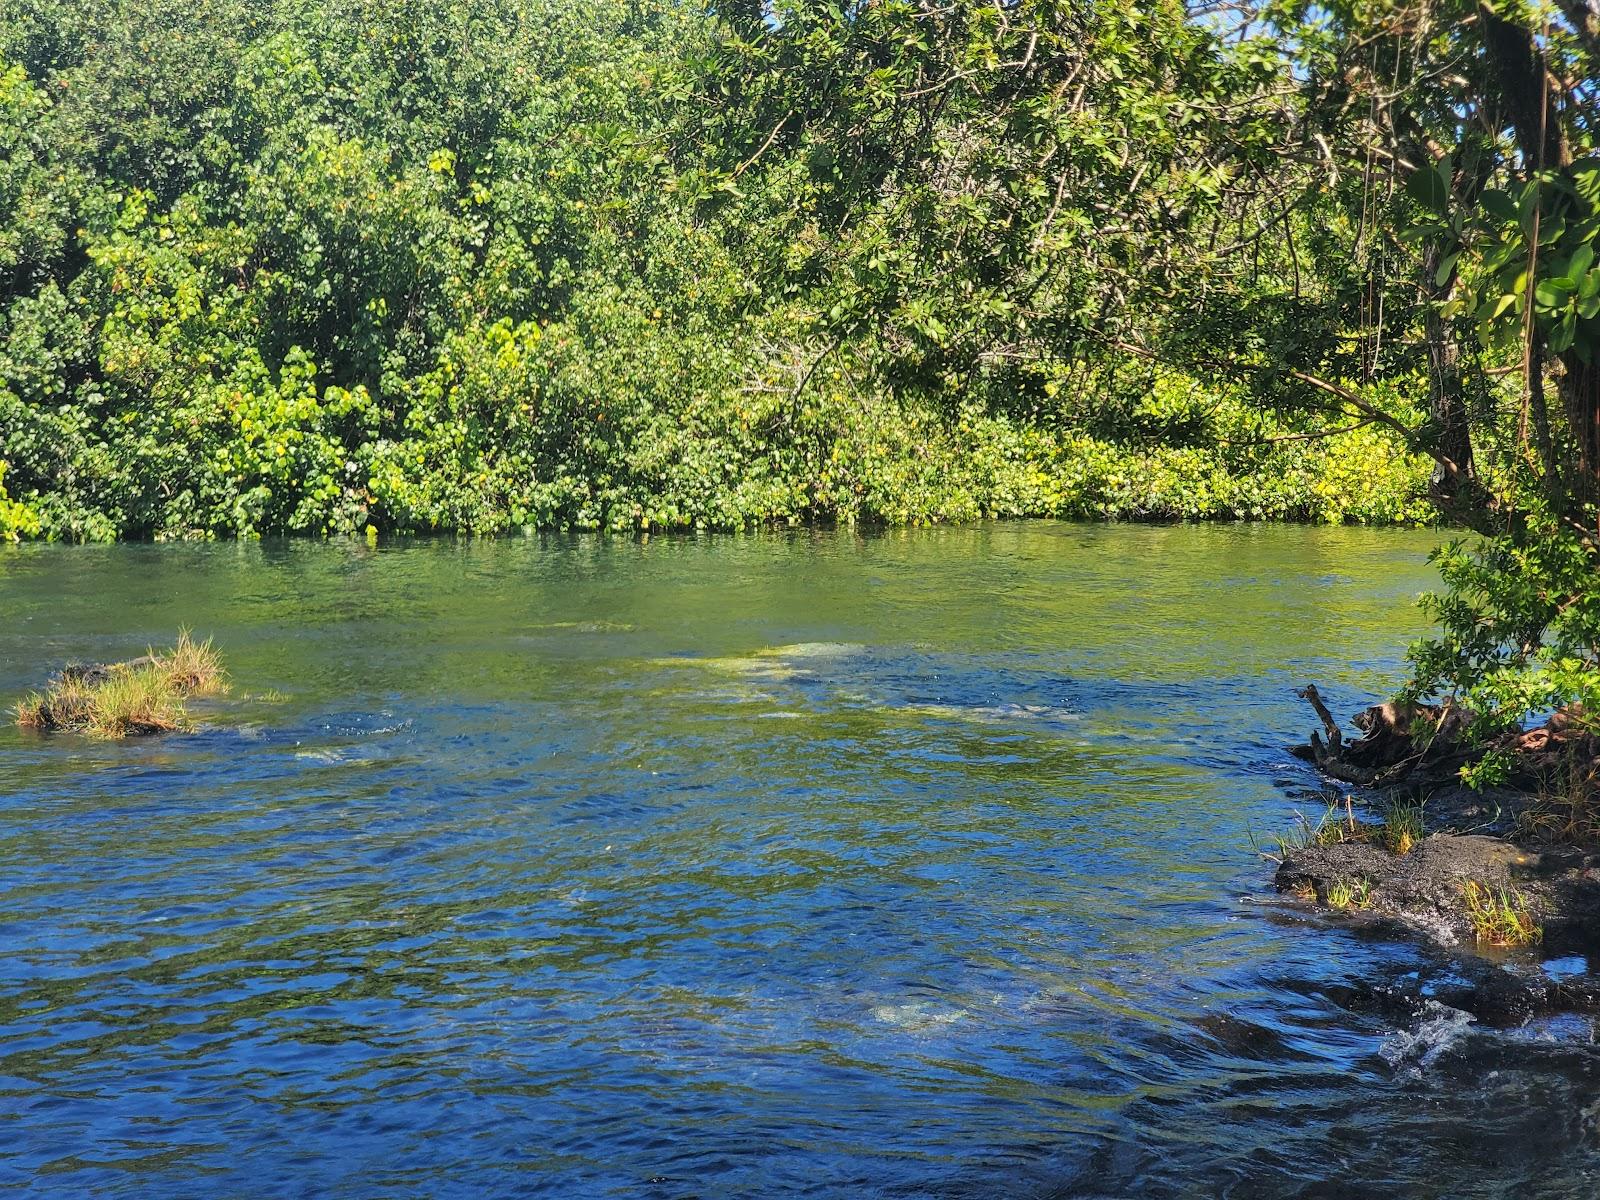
[4,523,1600,1198]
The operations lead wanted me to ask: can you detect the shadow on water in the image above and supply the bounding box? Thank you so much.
[3,522,1599,1197]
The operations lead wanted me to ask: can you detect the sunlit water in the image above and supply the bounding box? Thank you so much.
[3,523,1599,1198]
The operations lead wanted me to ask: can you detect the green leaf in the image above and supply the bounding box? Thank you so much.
[1398,222,1444,245]
[1435,251,1460,287]
[1406,167,1449,212]
[1550,309,1578,353]
[1571,161,1600,209]
[1480,190,1519,223]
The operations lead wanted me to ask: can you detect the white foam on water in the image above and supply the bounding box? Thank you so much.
[870,1001,967,1032]
[1380,999,1476,1073]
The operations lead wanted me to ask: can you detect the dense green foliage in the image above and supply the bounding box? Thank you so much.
[0,0,1431,540]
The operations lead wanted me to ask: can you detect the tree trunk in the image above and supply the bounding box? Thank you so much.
[1421,241,1474,508]
[1479,8,1572,169]
[1559,353,1600,512]
[1480,4,1594,514]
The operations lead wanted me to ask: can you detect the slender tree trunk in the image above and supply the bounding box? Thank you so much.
[1420,241,1474,509]
[1558,354,1600,512]
[1529,338,1559,493]
[1479,5,1597,515]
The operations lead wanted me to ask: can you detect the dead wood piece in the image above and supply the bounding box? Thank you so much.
[1296,685,1342,751]
[1292,686,1469,787]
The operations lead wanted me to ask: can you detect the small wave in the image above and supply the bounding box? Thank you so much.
[650,656,800,681]
[900,701,1078,727]
[524,621,636,633]
[764,642,866,659]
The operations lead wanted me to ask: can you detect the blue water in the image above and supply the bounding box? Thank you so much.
[3,524,1598,1197]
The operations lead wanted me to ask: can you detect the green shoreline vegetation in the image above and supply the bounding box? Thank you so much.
[0,0,1436,544]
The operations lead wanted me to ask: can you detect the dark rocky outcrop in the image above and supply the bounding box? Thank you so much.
[1277,686,1600,1021]
[1277,833,1600,950]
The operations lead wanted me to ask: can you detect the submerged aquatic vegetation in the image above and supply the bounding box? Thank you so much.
[14,631,227,738]
[1461,882,1542,948]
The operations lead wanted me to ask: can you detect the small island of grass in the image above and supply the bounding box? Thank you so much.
[14,631,227,739]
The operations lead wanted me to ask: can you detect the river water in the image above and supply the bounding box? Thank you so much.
[2,523,1598,1198]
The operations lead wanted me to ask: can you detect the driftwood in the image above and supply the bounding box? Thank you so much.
[1290,685,1472,787]
[1292,687,1600,789]
[1503,705,1600,785]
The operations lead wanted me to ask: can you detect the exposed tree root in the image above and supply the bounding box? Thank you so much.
[1288,684,1474,787]
[1290,685,1600,794]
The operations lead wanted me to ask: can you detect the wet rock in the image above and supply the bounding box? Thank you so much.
[58,656,158,688]
[1278,833,1600,944]
[1279,688,1600,1023]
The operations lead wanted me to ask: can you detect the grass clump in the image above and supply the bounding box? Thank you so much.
[1326,878,1373,911]
[1462,881,1542,947]
[1378,799,1425,856]
[1255,795,1427,864]
[14,631,226,738]
[1252,798,1366,863]
[1516,751,1600,846]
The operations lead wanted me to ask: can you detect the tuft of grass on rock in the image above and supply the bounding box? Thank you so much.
[1252,798,1368,863]
[14,631,227,738]
[159,629,226,695]
[1517,751,1600,846]
[1326,877,1373,911]
[1378,799,1425,856]
[1462,881,1542,947]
